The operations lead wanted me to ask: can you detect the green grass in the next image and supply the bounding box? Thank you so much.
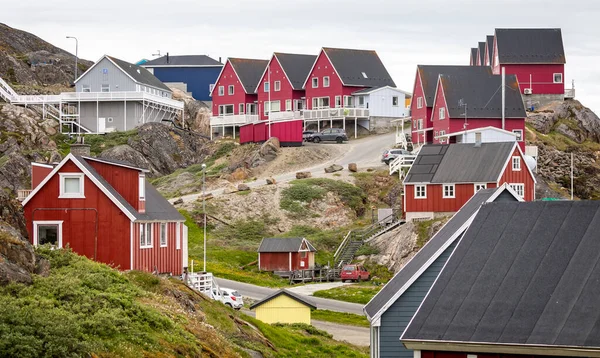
[313,284,381,305]
[415,217,447,248]
[85,130,139,155]
[312,310,369,328]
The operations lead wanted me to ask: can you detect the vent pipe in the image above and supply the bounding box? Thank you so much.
[166,52,169,64]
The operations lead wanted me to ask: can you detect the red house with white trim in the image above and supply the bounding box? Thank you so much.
[257,237,316,272]
[402,142,535,221]
[22,149,188,275]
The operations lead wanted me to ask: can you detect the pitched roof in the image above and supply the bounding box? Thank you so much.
[416,66,492,107]
[477,42,486,66]
[274,53,317,90]
[229,58,269,94]
[470,48,478,65]
[250,289,317,310]
[85,156,150,173]
[107,56,171,91]
[143,55,222,67]
[402,201,600,353]
[364,185,522,320]
[321,47,396,88]
[257,238,316,253]
[438,72,526,118]
[486,35,494,65]
[352,86,411,96]
[404,142,516,184]
[495,28,566,64]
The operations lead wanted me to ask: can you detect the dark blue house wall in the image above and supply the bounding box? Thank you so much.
[152,67,222,101]
[379,240,458,358]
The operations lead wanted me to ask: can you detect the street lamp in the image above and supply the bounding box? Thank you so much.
[66,36,78,83]
[202,163,207,272]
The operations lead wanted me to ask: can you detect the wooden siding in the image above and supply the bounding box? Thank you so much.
[86,160,141,211]
[259,252,291,271]
[499,147,535,201]
[132,222,184,275]
[379,240,458,358]
[360,87,408,118]
[212,60,258,116]
[270,120,303,146]
[76,57,136,93]
[499,64,565,95]
[405,183,497,214]
[254,122,267,143]
[239,124,254,144]
[257,55,305,120]
[434,118,526,151]
[255,294,312,324]
[32,164,53,189]
[410,69,433,144]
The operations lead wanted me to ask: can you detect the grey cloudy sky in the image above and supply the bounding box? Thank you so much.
[5,0,600,113]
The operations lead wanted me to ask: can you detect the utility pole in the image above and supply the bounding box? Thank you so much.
[202,163,207,272]
[66,36,78,83]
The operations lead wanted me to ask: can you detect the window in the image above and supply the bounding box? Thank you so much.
[417,97,423,109]
[264,82,270,92]
[264,101,281,114]
[344,96,353,107]
[82,85,91,93]
[274,81,281,91]
[509,183,525,198]
[312,77,318,88]
[228,85,234,95]
[59,173,84,198]
[443,184,455,198]
[358,96,365,107]
[218,86,224,96]
[239,103,244,114]
[335,96,342,108]
[474,183,487,192]
[218,104,234,115]
[439,107,446,120]
[361,72,368,78]
[285,99,292,111]
[33,221,62,248]
[513,129,523,141]
[139,174,145,200]
[101,84,110,92]
[209,84,215,93]
[312,97,329,109]
[475,132,482,143]
[512,156,521,171]
[392,96,399,106]
[415,185,427,199]
[323,76,330,87]
[160,223,167,247]
[140,223,152,248]
[553,73,563,84]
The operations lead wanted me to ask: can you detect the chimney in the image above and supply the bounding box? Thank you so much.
[70,136,91,157]
[219,56,222,63]
[166,52,169,64]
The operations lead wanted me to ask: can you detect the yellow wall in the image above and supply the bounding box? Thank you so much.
[255,294,311,325]
[405,96,412,108]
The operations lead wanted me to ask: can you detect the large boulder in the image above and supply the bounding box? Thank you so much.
[171,88,211,136]
[237,183,250,191]
[324,164,343,173]
[259,137,280,161]
[348,163,358,172]
[296,171,312,179]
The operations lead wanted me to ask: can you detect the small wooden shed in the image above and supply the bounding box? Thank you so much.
[257,237,316,272]
[250,289,317,325]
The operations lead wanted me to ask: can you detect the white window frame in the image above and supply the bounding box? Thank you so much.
[415,185,427,199]
[264,82,270,92]
[209,84,215,93]
[335,95,342,108]
[323,76,330,88]
[101,84,110,93]
[392,96,399,107]
[513,129,523,141]
[553,73,563,84]
[285,99,292,111]
[218,86,224,96]
[228,85,234,95]
[160,223,167,247]
[512,156,521,171]
[59,173,85,198]
[274,81,281,92]
[344,96,353,107]
[312,77,318,88]
[439,107,446,120]
[417,97,423,109]
[176,223,181,250]
[33,221,63,248]
[358,96,365,107]
[139,174,145,200]
[141,223,153,248]
[509,183,525,198]
[218,104,234,116]
[82,85,91,93]
[474,183,487,192]
[443,184,455,198]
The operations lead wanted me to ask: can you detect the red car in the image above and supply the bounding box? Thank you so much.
[340,264,370,282]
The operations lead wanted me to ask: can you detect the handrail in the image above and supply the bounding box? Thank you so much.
[334,231,352,260]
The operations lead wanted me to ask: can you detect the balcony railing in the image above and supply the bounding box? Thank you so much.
[565,88,575,99]
[10,91,184,109]
[267,111,303,121]
[303,107,369,120]
[210,114,259,126]
[17,189,32,201]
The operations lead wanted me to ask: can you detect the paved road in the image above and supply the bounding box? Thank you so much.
[286,281,350,295]
[216,277,365,315]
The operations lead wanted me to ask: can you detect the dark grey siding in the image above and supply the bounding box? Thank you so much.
[379,240,458,358]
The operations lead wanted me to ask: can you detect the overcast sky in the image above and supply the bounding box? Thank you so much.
[5,0,600,113]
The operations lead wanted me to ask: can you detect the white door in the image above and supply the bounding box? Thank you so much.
[182,224,189,270]
[98,117,106,133]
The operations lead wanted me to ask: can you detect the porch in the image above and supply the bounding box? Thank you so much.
[209,114,259,140]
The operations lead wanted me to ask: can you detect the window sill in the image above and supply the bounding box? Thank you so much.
[414,197,427,200]
[140,245,153,249]
[58,194,85,199]
[160,244,167,248]
[443,196,456,199]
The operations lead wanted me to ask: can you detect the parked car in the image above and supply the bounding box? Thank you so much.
[381,148,412,165]
[303,131,315,142]
[309,128,348,143]
[220,288,243,310]
[340,264,370,282]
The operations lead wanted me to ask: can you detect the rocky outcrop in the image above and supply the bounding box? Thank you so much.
[348,163,358,172]
[296,171,312,179]
[528,100,600,143]
[171,88,211,136]
[368,222,418,272]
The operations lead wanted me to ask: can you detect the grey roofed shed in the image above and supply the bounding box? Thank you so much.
[495,28,565,64]
[257,238,316,253]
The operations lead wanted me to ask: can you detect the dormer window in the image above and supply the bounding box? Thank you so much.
[59,173,84,198]
[361,72,368,78]
[139,174,145,200]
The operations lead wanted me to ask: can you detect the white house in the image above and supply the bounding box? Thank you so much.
[352,86,411,118]
[435,126,518,144]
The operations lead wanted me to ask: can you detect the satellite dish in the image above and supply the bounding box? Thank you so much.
[524,155,537,171]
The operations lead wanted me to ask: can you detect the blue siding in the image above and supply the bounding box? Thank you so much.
[152,67,222,101]
[379,240,458,358]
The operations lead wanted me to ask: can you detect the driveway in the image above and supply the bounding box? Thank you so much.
[286,281,350,296]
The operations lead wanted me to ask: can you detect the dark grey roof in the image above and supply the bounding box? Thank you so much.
[417,66,492,107]
[365,186,520,319]
[352,86,384,95]
[257,238,316,253]
[404,142,516,184]
[439,72,526,118]
[107,56,171,91]
[477,42,486,66]
[250,289,317,310]
[143,55,222,67]
[470,48,478,65]
[402,201,600,350]
[229,58,269,94]
[274,53,317,90]
[486,35,494,65]
[322,48,396,87]
[495,28,566,64]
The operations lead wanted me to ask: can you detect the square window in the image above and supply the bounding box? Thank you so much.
[344,96,353,107]
[228,85,234,95]
[513,129,523,141]
[553,73,563,84]
[358,96,365,106]
[218,86,224,96]
[439,107,446,120]
[392,96,399,106]
[101,84,110,92]
[415,185,427,199]
[59,173,84,198]
[443,184,455,198]
[512,156,521,171]
[285,99,292,111]
[312,77,318,88]
[417,97,423,109]
[82,85,91,93]
[509,183,525,198]
[474,183,487,192]
[274,81,281,91]
[160,223,167,247]
[264,82,270,92]
[323,76,330,87]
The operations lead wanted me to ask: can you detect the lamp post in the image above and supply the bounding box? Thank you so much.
[202,163,207,272]
[66,36,78,83]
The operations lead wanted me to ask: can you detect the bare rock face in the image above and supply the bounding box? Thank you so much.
[368,222,418,272]
[527,100,600,142]
[171,88,211,136]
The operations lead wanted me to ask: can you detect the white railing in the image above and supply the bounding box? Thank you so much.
[389,155,417,176]
[268,110,303,121]
[11,95,62,104]
[17,189,32,201]
[303,107,369,120]
[60,91,184,109]
[565,88,575,99]
[210,114,259,126]
[187,272,221,300]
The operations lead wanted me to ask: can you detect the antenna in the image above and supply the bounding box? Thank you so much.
[152,50,161,57]
[459,99,468,130]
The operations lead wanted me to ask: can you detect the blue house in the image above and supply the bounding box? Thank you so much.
[142,55,223,101]
[364,184,523,358]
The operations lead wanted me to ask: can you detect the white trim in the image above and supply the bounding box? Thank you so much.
[160,222,167,247]
[228,84,234,95]
[414,350,421,358]
[289,252,292,271]
[218,86,224,96]
[553,72,563,84]
[311,77,319,88]
[495,142,537,184]
[253,55,274,94]
[474,183,487,192]
[274,80,281,92]
[415,184,427,199]
[130,221,134,270]
[323,76,330,88]
[508,183,525,199]
[435,126,518,139]
[140,222,153,248]
[512,129,524,141]
[58,173,85,199]
[176,222,181,250]
[512,156,521,171]
[141,64,223,68]
[302,48,345,89]
[209,61,228,97]
[439,107,446,120]
[33,220,63,248]
[417,97,423,109]
[443,184,455,198]
[352,85,412,96]
[32,162,54,169]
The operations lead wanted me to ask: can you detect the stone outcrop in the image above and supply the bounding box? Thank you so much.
[237,184,250,191]
[367,222,418,272]
[171,88,211,136]
[528,100,600,143]
[324,164,343,173]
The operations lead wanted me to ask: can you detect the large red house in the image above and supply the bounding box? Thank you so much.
[22,150,188,275]
[403,142,535,221]
[257,237,316,272]
[430,71,526,150]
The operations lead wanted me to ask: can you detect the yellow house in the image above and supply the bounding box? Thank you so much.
[250,289,317,325]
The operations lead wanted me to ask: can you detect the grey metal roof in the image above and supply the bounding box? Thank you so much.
[257,237,316,253]
[402,201,600,350]
[495,28,566,64]
[417,66,492,107]
[470,48,478,65]
[365,186,520,319]
[143,55,223,67]
[404,142,516,184]
[439,71,526,118]
[107,56,171,92]
[486,35,494,65]
[250,289,317,310]
[229,58,269,94]
[322,48,396,88]
[477,42,486,66]
[274,53,317,90]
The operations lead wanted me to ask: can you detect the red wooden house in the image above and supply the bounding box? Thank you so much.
[430,70,526,150]
[410,66,492,145]
[403,142,535,221]
[257,237,316,272]
[22,150,188,275]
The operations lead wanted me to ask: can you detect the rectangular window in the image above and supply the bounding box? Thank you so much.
[82,85,91,93]
[512,156,521,171]
[513,129,523,141]
[439,107,446,120]
[443,184,455,198]
[323,76,330,87]
[358,96,365,106]
[59,173,84,198]
[140,223,153,248]
[344,96,353,107]
[218,86,224,96]
[101,84,110,92]
[417,119,423,130]
[239,103,244,114]
[139,224,145,247]
[417,97,423,109]
[139,174,145,200]
[285,99,292,111]
[228,85,234,95]
[160,223,167,247]
[553,73,563,84]
[509,183,525,198]
[218,104,234,115]
[274,81,281,91]
[264,82,270,92]
[146,223,152,247]
[474,183,487,192]
[475,132,482,143]
[335,96,342,108]
[392,96,399,106]
[312,77,318,88]
[415,185,427,199]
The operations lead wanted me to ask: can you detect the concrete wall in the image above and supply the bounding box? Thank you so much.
[523,94,564,109]
[79,101,170,133]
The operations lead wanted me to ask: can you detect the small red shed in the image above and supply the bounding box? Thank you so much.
[257,237,316,272]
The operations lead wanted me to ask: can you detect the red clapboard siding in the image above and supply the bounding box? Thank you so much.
[239,124,254,144]
[410,69,434,144]
[499,64,565,95]
[259,252,292,271]
[404,183,497,213]
[254,122,267,142]
[86,160,141,211]
[270,120,303,146]
[133,222,183,275]
[32,164,53,189]
[257,55,305,120]
[212,60,258,116]
[499,147,535,201]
